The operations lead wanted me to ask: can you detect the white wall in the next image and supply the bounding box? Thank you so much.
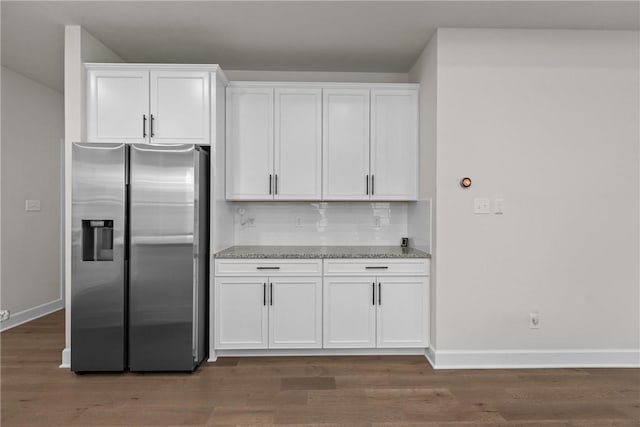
[62,26,123,367]
[211,71,234,253]
[412,29,640,367]
[225,70,408,83]
[408,33,438,347]
[1,67,64,330]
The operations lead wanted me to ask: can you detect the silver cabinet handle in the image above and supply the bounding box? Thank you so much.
[366,266,388,270]
[142,114,147,138]
[371,175,375,195]
[256,266,280,270]
[263,283,266,306]
[366,175,369,195]
[378,282,382,305]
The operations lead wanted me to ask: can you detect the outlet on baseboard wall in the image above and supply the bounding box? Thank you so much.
[529,311,540,329]
[0,310,10,321]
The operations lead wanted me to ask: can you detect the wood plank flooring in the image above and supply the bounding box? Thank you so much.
[2,310,639,426]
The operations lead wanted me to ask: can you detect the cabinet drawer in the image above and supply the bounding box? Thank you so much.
[215,259,322,276]
[323,259,429,276]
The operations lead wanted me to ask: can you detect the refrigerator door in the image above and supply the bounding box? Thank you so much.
[129,144,206,371]
[71,143,126,372]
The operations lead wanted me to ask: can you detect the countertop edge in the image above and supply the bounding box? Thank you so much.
[213,246,431,259]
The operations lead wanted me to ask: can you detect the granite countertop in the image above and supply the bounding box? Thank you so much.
[214,245,430,259]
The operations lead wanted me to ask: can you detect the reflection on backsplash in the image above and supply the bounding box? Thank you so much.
[233,202,409,245]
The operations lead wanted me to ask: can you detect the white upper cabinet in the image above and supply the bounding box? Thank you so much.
[226,85,322,201]
[86,65,212,145]
[226,87,274,200]
[322,88,371,200]
[370,89,418,201]
[149,71,210,145]
[87,69,149,144]
[274,88,322,200]
[225,82,418,201]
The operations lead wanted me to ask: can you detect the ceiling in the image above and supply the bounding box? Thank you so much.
[2,1,638,92]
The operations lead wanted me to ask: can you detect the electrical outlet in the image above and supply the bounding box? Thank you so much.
[295,217,303,228]
[25,200,41,212]
[473,198,490,214]
[494,198,505,214]
[0,310,10,321]
[529,311,540,329]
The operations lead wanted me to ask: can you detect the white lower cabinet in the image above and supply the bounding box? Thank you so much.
[269,277,322,349]
[215,277,269,349]
[323,276,376,348]
[215,273,322,350]
[215,258,429,352]
[323,275,429,348]
[376,276,429,348]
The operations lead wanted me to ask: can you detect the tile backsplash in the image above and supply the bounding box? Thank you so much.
[233,202,408,246]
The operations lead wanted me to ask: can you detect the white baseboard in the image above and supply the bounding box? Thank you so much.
[428,348,640,369]
[214,348,427,358]
[60,347,71,368]
[425,347,436,367]
[0,299,64,332]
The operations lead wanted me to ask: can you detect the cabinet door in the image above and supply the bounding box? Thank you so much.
[323,276,376,348]
[226,87,274,200]
[322,88,370,200]
[274,88,322,200]
[87,69,149,143]
[376,276,428,348]
[149,71,210,145]
[370,89,418,200]
[215,277,268,349]
[269,277,322,349]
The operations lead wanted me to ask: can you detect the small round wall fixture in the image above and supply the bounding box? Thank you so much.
[460,177,472,188]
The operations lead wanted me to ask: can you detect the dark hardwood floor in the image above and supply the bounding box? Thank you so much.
[2,310,639,426]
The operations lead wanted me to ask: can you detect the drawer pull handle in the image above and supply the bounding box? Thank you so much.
[263,283,266,306]
[257,266,280,270]
[378,282,382,305]
[365,266,388,269]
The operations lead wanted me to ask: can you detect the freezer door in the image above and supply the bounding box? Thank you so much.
[71,143,126,372]
[129,144,204,371]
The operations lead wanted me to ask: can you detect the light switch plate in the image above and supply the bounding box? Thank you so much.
[473,198,490,214]
[494,198,505,214]
[25,200,41,211]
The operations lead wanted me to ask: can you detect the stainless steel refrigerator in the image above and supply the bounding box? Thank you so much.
[71,143,208,372]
